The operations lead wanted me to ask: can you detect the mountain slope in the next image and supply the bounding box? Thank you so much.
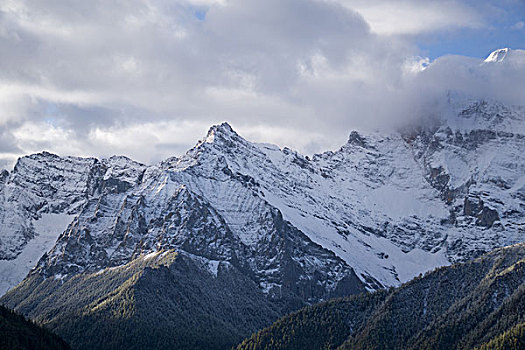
[237,243,525,350]
[2,250,284,350]
[0,304,71,350]
[477,322,525,350]
[1,178,365,348]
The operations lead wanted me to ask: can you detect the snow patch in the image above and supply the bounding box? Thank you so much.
[142,251,159,261]
[484,48,510,63]
[207,260,220,277]
[0,213,74,295]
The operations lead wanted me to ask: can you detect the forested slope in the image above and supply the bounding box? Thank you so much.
[0,304,71,350]
[238,243,525,350]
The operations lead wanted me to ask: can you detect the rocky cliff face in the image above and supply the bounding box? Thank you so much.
[0,154,147,294]
[404,97,525,261]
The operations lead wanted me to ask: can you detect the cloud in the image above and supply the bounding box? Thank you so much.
[332,0,486,35]
[0,0,522,168]
[512,21,524,30]
[418,50,525,106]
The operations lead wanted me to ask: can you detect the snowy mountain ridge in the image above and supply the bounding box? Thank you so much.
[0,97,524,298]
[483,47,525,64]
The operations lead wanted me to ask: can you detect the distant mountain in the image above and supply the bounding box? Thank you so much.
[483,48,525,64]
[237,243,525,350]
[0,304,71,350]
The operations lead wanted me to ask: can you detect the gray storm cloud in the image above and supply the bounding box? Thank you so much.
[0,0,522,166]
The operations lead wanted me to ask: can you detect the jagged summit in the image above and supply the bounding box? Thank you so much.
[347,131,368,148]
[205,122,239,142]
[182,122,249,159]
[483,47,525,64]
[12,151,59,170]
[485,48,511,63]
[105,154,143,164]
[33,150,59,158]
[208,121,235,134]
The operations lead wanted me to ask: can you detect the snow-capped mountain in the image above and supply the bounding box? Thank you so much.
[0,90,524,299]
[0,153,101,294]
[483,47,525,64]
[1,47,524,349]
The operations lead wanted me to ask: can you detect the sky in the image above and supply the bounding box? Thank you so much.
[0,0,524,168]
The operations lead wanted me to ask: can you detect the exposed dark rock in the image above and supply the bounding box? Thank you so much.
[476,206,500,228]
[464,195,483,216]
[0,169,8,184]
[348,131,367,147]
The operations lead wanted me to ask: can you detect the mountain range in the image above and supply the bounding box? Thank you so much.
[0,49,524,349]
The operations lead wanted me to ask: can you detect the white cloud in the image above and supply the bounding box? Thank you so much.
[0,0,522,168]
[87,120,212,163]
[332,0,485,35]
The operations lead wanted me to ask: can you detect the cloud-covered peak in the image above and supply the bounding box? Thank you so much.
[484,48,525,65]
[347,131,368,148]
[485,48,512,63]
[405,47,525,120]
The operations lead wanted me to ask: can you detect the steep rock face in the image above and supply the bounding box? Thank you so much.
[0,153,96,260]
[0,154,146,294]
[0,153,147,261]
[0,153,101,294]
[405,97,525,261]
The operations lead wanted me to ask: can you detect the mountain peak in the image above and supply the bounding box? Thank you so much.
[207,122,235,136]
[28,151,61,161]
[484,48,511,63]
[483,47,525,65]
[204,122,243,145]
[347,131,367,148]
[104,155,145,168]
